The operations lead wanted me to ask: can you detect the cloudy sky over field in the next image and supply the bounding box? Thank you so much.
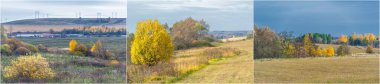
[255,0,379,36]
[127,0,253,32]
[0,0,127,22]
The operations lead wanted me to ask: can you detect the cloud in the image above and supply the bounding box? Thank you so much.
[130,0,252,12]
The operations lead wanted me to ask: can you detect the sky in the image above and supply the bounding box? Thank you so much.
[0,0,127,23]
[254,0,379,36]
[127,0,253,33]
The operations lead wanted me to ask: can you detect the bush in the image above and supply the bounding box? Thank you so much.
[337,45,350,56]
[75,44,87,56]
[15,47,31,55]
[366,45,374,53]
[3,54,55,82]
[108,60,120,66]
[37,44,48,52]
[73,51,85,56]
[25,44,39,53]
[191,40,212,47]
[1,44,12,56]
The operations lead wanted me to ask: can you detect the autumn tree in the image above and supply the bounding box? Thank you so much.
[338,34,348,44]
[254,26,282,59]
[303,34,313,56]
[325,46,335,56]
[131,19,174,66]
[69,39,77,53]
[282,43,295,58]
[315,46,323,56]
[171,17,210,49]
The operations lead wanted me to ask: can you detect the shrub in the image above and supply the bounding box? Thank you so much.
[69,39,77,53]
[1,44,12,56]
[366,45,374,53]
[3,54,55,82]
[15,47,31,55]
[337,45,350,56]
[131,19,174,66]
[76,44,87,56]
[25,44,39,53]
[37,44,48,52]
[73,51,85,56]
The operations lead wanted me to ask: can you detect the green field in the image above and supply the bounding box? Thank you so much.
[254,55,379,83]
[1,53,126,83]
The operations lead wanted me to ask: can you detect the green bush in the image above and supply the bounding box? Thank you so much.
[73,51,85,56]
[37,44,48,52]
[15,47,31,55]
[1,44,12,56]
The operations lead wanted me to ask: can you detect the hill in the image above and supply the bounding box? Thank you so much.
[2,18,126,26]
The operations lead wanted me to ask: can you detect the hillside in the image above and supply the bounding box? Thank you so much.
[2,18,126,26]
[177,39,254,83]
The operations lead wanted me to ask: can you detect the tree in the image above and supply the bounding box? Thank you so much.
[338,34,348,44]
[69,39,77,53]
[325,46,335,57]
[131,19,174,66]
[283,43,295,58]
[303,34,312,56]
[254,26,282,59]
[315,46,323,56]
[171,17,209,49]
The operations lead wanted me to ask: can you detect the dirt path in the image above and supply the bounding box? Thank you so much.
[177,39,254,83]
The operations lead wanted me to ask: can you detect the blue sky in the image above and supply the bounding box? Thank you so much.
[254,1,379,36]
[127,0,253,33]
[1,0,127,22]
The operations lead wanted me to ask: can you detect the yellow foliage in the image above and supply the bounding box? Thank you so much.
[315,46,323,56]
[3,54,55,80]
[90,43,96,53]
[338,34,348,43]
[367,33,376,42]
[352,32,357,40]
[325,46,335,57]
[303,34,312,56]
[131,19,174,66]
[69,39,77,52]
[283,43,296,56]
[109,60,120,66]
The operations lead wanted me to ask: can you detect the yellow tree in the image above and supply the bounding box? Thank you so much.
[325,46,335,57]
[368,33,376,43]
[338,34,348,44]
[352,32,357,40]
[315,46,323,56]
[283,43,296,57]
[131,19,174,66]
[69,39,77,53]
[303,34,312,57]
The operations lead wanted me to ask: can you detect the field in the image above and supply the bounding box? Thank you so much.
[17,37,126,60]
[127,39,254,83]
[177,39,254,83]
[1,53,126,83]
[254,44,380,83]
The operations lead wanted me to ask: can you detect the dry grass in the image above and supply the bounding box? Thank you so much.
[177,39,254,83]
[254,55,379,83]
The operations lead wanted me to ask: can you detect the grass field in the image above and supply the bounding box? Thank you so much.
[176,39,254,83]
[1,53,126,83]
[254,43,380,84]
[17,37,126,60]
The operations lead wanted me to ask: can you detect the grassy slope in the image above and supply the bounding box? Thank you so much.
[254,44,380,83]
[177,39,254,83]
[1,53,126,83]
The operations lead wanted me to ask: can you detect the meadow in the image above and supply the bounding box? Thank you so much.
[1,53,126,83]
[254,54,379,83]
[17,37,126,60]
[127,39,253,83]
